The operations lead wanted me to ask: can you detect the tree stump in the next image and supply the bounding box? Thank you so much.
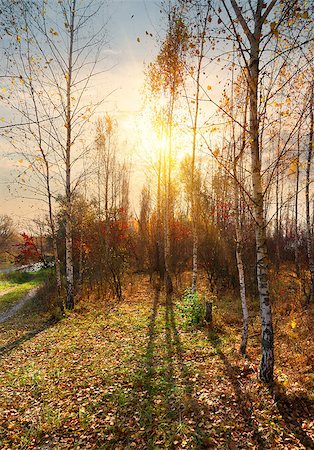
[205,301,213,324]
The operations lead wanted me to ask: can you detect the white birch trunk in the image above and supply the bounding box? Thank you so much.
[234,162,248,355]
[250,37,274,382]
[65,0,76,310]
[228,0,275,382]
[295,128,301,278]
[191,4,210,293]
[305,83,314,303]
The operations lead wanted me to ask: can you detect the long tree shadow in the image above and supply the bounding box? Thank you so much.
[207,329,314,449]
[110,288,162,448]
[99,290,314,449]
[165,294,216,448]
[0,317,59,358]
[269,383,314,448]
[139,288,160,435]
[104,290,217,449]
[207,329,267,449]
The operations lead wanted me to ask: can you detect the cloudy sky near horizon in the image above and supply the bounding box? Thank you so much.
[0,0,163,226]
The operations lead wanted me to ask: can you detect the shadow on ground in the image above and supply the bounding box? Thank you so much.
[94,292,288,449]
[0,317,59,357]
[270,383,314,449]
[208,328,314,450]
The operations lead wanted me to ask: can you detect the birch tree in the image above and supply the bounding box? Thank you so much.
[305,81,314,303]
[220,0,284,381]
[147,3,190,294]
[219,0,313,380]
[4,0,106,309]
[178,0,212,292]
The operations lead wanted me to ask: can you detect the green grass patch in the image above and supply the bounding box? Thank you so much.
[0,269,50,312]
[0,275,312,449]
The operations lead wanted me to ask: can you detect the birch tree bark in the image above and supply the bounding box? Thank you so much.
[295,127,301,278]
[225,0,276,381]
[232,87,249,355]
[189,1,211,293]
[64,0,76,310]
[305,82,314,303]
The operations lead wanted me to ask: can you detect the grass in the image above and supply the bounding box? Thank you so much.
[0,269,50,313]
[0,273,313,449]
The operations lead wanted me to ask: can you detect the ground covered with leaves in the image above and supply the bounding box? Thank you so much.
[0,274,313,449]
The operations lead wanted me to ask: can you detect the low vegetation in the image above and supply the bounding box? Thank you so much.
[0,270,50,313]
[0,272,312,449]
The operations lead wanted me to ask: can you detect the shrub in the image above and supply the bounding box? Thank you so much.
[177,289,204,328]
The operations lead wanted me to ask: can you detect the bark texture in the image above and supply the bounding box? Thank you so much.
[250,37,274,383]
[228,0,275,381]
[65,0,76,310]
[306,84,314,303]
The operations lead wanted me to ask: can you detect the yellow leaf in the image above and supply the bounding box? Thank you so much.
[19,159,23,163]
[1,88,6,93]
[17,35,21,43]
[291,319,296,329]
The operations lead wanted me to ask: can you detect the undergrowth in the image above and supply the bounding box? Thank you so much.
[0,272,312,449]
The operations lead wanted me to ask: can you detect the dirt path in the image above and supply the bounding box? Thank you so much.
[0,286,40,324]
[0,278,313,449]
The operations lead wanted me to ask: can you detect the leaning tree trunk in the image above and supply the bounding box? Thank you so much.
[305,83,314,303]
[233,97,249,355]
[29,71,63,311]
[234,175,249,355]
[249,37,274,383]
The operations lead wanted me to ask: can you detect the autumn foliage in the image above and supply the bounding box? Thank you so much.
[14,233,42,265]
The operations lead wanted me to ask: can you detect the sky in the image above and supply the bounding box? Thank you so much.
[0,0,234,228]
[0,0,163,225]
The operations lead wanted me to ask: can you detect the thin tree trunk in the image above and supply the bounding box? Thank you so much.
[65,0,76,310]
[191,3,210,293]
[47,176,63,311]
[275,115,282,272]
[28,48,63,311]
[164,97,174,295]
[157,148,164,280]
[234,171,249,354]
[232,88,249,356]
[305,83,314,303]
[295,128,301,278]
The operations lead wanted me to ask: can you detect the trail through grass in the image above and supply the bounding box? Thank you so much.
[0,276,313,449]
[0,270,49,313]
